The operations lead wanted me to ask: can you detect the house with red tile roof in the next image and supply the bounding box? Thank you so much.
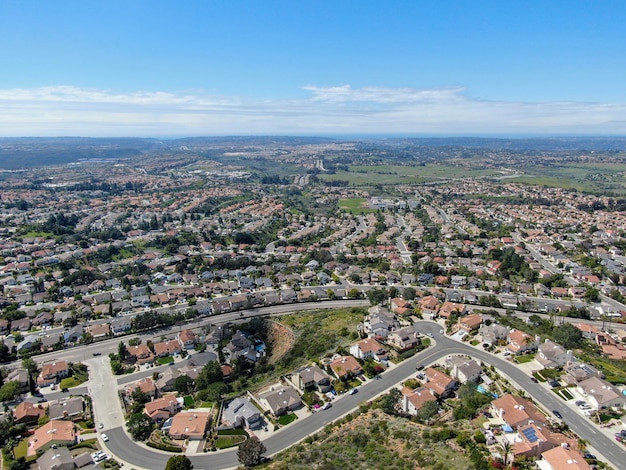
[13,401,46,425]
[37,361,69,386]
[349,338,387,362]
[177,329,197,349]
[438,301,466,319]
[27,420,76,456]
[539,446,591,470]
[506,330,539,355]
[144,394,182,422]
[458,313,482,333]
[400,386,437,416]
[153,339,182,357]
[168,411,211,440]
[423,368,457,398]
[127,344,154,365]
[419,296,440,318]
[329,355,362,379]
[491,394,546,429]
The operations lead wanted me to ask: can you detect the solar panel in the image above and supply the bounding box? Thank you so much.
[521,427,539,443]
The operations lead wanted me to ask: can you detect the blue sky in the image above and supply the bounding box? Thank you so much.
[1,0,625,137]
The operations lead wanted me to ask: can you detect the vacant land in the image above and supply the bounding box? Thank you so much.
[321,163,499,186]
[263,408,476,470]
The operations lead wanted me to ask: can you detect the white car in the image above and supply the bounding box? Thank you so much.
[98,423,104,429]
[101,433,109,442]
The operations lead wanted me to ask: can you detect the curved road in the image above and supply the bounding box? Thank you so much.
[102,321,624,470]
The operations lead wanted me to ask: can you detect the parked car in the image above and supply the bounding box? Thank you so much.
[321,402,332,410]
[552,410,563,419]
[530,377,538,383]
[416,364,425,371]
[101,433,109,442]
[349,388,359,395]
[92,352,101,356]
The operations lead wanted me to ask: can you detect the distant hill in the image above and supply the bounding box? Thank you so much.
[0,137,162,170]
[1,135,625,170]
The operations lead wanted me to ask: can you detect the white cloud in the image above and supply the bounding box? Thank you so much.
[0,85,625,136]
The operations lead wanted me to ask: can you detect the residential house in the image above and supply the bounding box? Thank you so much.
[222,397,263,430]
[458,313,482,333]
[576,376,626,410]
[400,386,437,416]
[177,329,197,350]
[127,377,157,399]
[506,330,540,355]
[329,355,362,379]
[510,422,572,460]
[156,367,180,393]
[419,296,440,318]
[168,411,211,440]
[563,363,602,383]
[390,297,411,314]
[491,394,546,429]
[536,340,573,369]
[6,368,30,392]
[349,338,387,363]
[445,356,483,383]
[258,386,303,417]
[110,317,132,335]
[293,365,332,393]
[153,339,182,358]
[423,368,457,398]
[37,446,76,470]
[63,326,83,344]
[144,394,182,422]
[576,323,600,340]
[27,420,76,456]
[386,326,420,351]
[38,361,70,387]
[478,323,510,346]
[539,446,591,470]
[13,401,46,425]
[362,305,399,339]
[438,301,466,319]
[48,397,85,422]
[86,323,111,340]
[127,344,154,365]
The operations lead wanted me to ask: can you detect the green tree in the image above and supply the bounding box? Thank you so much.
[164,455,193,470]
[127,412,153,441]
[417,399,439,422]
[21,357,39,392]
[0,380,20,403]
[237,436,266,468]
[553,322,583,350]
[380,388,402,416]
[173,375,195,395]
[118,342,128,361]
[195,361,223,390]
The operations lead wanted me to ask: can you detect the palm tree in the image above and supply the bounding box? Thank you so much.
[577,438,588,453]
[500,441,512,467]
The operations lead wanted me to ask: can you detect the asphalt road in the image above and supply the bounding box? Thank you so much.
[101,321,625,470]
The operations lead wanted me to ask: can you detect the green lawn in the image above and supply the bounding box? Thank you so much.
[183,396,195,407]
[215,434,247,449]
[157,356,174,365]
[338,197,373,214]
[515,354,536,364]
[277,412,297,426]
[13,438,29,459]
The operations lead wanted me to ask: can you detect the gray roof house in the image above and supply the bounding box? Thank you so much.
[222,397,263,430]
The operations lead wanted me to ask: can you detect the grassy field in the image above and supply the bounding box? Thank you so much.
[338,197,374,214]
[321,163,499,186]
[514,162,626,194]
